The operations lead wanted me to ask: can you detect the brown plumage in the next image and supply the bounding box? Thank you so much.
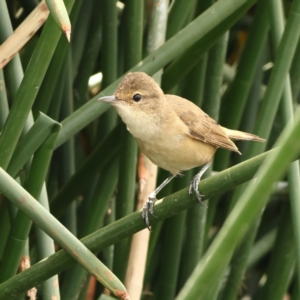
[98,72,265,229]
[167,94,264,154]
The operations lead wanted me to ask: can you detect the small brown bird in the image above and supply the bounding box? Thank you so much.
[98,72,264,229]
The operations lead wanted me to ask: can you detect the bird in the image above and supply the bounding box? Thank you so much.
[98,72,265,229]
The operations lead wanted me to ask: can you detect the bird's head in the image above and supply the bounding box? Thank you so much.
[98,72,165,116]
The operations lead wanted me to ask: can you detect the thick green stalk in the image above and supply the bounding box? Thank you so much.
[153,169,190,299]
[144,220,164,285]
[144,174,170,285]
[47,61,68,121]
[101,0,118,88]
[178,202,206,290]
[290,38,300,103]
[237,49,265,158]
[181,56,208,107]
[256,206,296,300]
[202,33,228,121]
[201,30,228,252]
[145,171,172,242]
[153,211,186,300]
[166,0,197,39]
[35,185,61,300]
[31,35,68,118]
[246,228,277,269]
[71,0,94,74]
[122,0,143,71]
[96,0,118,138]
[73,0,102,108]
[0,200,10,261]
[0,148,286,297]
[0,70,9,128]
[113,0,143,282]
[32,0,83,118]
[214,0,269,171]
[59,50,77,236]
[0,0,23,101]
[103,196,116,271]
[221,220,260,300]
[292,280,300,300]
[80,160,119,237]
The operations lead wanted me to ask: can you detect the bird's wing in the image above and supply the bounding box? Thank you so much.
[166,95,240,153]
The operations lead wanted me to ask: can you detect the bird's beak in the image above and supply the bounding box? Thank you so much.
[98,95,116,103]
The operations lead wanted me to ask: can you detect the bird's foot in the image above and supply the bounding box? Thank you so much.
[142,194,158,231]
[189,176,207,208]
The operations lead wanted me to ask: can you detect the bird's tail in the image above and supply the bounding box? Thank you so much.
[223,127,265,142]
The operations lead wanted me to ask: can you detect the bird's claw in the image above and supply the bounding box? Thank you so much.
[189,178,207,208]
[142,196,158,230]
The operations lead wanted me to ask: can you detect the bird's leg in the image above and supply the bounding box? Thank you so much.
[142,174,176,230]
[189,163,211,206]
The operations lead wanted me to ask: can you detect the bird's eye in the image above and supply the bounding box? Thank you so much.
[132,94,142,102]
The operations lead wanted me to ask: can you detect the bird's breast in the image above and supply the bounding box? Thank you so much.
[136,132,216,175]
[115,105,162,141]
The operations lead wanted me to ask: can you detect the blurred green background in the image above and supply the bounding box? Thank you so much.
[0,0,300,299]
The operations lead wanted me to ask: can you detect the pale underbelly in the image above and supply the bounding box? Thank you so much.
[136,136,216,175]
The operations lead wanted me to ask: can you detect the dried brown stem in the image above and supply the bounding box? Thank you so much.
[0,1,49,69]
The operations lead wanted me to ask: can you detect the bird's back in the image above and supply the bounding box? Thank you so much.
[165,94,242,153]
